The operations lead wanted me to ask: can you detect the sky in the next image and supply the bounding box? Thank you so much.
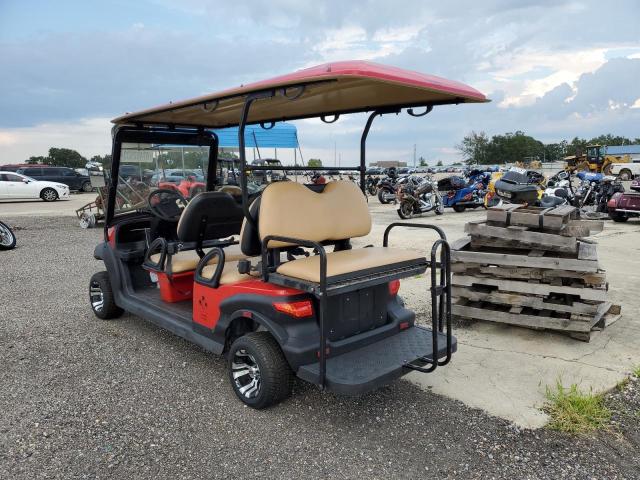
[1,0,639,166]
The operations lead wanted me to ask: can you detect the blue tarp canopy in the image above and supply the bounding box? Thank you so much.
[212,122,299,148]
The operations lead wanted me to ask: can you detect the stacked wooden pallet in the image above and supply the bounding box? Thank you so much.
[451,204,621,341]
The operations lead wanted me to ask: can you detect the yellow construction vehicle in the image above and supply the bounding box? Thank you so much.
[565,145,631,174]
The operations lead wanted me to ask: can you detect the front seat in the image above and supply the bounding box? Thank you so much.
[145,191,246,274]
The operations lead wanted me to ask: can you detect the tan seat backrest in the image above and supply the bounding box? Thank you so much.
[259,181,371,248]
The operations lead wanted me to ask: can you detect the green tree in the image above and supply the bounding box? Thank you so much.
[307,158,322,167]
[48,148,87,169]
[436,160,443,167]
[457,131,489,165]
[418,157,428,166]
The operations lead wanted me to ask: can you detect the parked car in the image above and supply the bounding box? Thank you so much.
[0,164,32,173]
[0,171,70,201]
[16,166,91,192]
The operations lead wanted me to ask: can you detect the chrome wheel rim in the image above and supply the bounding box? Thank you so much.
[0,223,14,247]
[231,349,261,399]
[43,189,57,201]
[89,281,104,312]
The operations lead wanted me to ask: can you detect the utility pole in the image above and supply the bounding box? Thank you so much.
[413,144,417,168]
[334,141,337,167]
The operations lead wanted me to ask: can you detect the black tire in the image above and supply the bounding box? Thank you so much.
[397,201,414,219]
[0,221,16,250]
[81,182,93,193]
[619,169,632,181]
[377,189,390,204]
[40,188,58,202]
[227,331,293,409]
[609,211,629,222]
[89,271,124,320]
[453,204,466,213]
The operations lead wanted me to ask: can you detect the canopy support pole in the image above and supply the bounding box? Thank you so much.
[239,91,275,229]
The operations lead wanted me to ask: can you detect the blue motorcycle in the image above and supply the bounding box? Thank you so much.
[438,170,490,212]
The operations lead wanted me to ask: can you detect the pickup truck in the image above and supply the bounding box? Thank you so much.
[609,161,640,181]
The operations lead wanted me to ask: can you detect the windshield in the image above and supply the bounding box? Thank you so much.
[111,142,210,216]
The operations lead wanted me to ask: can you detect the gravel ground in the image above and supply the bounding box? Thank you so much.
[1,216,639,480]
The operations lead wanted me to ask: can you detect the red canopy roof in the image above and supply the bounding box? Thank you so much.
[113,60,488,127]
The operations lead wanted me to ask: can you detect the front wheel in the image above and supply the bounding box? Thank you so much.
[40,188,58,202]
[367,185,377,196]
[434,200,445,215]
[453,204,466,213]
[81,182,93,193]
[228,332,293,409]
[89,271,124,320]
[0,221,16,250]
[397,201,414,219]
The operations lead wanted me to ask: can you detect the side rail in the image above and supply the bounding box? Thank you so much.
[194,247,226,288]
[142,237,167,271]
[260,235,329,389]
[383,223,452,372]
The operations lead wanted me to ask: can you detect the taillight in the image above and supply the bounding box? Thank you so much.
[107,227,116,247]
[388,279,400,296]
[273,300,313,318]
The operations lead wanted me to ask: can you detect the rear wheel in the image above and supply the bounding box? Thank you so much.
[618,169,632,181]
[0,221,16,250]
[41,188,58,202]
[453,204,466,213]
[377,189,390,204]
[609,211,629,222]
[81,182,93,192]
[227,332,293,409]
[89,271,124,319]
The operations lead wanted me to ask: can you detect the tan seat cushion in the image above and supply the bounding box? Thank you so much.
[201,261,258,285]
[276,247,426,283]
[150,244,247,274]
[259,181,371,248]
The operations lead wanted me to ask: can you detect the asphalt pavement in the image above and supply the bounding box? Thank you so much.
[1,215,639,479]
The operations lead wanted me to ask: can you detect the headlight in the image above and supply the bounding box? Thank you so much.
[56,184,68,189]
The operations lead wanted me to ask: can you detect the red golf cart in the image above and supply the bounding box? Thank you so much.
[89,61,488,408]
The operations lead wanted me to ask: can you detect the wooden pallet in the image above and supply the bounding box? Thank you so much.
[486,204,577,231]
[451,237,599,272]
[452,297,621,341]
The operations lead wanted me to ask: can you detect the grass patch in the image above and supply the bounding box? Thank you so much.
[633,365,640,378]
[544,380,611,434]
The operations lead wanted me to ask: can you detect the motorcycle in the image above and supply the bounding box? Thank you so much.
[377,174,401,204]
[365,175,379,196]
[396,176,444,219]
[575,172,624,213]
[494,167,546,205]
[0,220,17,250]
[438,170,490,212]
[539,170,574,208]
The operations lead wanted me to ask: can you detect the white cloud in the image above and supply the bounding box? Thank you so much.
[0,117,112,164]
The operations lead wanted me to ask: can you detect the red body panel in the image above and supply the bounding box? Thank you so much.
[193,279,306,329]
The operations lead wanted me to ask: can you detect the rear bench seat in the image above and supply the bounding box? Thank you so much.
[256,181,427,285]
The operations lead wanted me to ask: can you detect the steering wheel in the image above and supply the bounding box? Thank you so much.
[147,189,188,222]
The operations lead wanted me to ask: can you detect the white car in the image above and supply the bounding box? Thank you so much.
[0,171,70,201]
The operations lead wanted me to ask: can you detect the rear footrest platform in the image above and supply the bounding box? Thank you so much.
[296,326,456,395]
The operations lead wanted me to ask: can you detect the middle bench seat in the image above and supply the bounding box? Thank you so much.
[149,244,247,274]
